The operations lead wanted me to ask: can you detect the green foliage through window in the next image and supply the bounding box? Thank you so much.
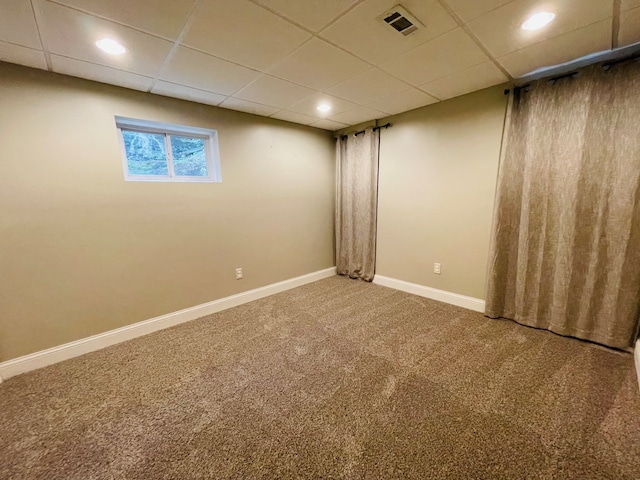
[171,136,208,177]
[116,117,220,183]
[122,131,168,176]
[121,130,209,178]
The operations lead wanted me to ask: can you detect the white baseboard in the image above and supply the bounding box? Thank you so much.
[373,275,486,313]
[0,267,336,382]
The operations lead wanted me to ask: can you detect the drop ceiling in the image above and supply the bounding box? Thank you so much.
[1,0,639,130]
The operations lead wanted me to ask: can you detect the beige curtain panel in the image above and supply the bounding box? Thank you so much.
[336,129,380,282]
[485,61,640,350]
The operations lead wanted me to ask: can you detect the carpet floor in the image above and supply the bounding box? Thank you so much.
[1,276,639,479]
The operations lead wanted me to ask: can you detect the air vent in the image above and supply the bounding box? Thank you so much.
[378,5,424,36]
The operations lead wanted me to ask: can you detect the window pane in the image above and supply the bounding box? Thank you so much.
[170,135,208,177]
[122,130,168,176]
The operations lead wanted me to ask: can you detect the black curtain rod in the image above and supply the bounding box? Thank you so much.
[373,123,392,131]
[505,73,574,95]
[504,85,531,95]
[504,51,640,96]
[603,53,640,70]
[547,71,579,84]
[340,123,392,139]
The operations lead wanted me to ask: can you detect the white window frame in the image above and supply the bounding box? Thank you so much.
[115,116,222,183]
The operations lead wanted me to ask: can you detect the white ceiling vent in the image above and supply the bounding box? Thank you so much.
[378,5,424,37]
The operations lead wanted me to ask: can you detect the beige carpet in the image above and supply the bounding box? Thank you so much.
[1,276,639,479]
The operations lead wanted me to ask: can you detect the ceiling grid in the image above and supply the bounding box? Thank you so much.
[1,0,638,130]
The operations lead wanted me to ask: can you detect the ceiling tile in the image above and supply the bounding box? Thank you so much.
[327,68,411,104]
[368,87,439,115]
[218,97,280,116]
[53,0,196,39]
[270,110,318,125]
[441,0,513,22]
[420,62,508,100]
[310,119,349,131]
[320,0,457,65]
[621,0,640,11]
[0,42,47,70]
[0,0,42,49]
[329,106,387,125]
[467,0,613,58]
[619,7,640,46]
[269,37,370,90]
[2,0,625,125]
[379,28,490,86]
[233,75,315,108]
[51,55,154,91]
[151,81,227,106]
[162,46,260,96]
[287,93,358,118]
[498,19,612,78]
[183,0,310,71]
[253,0,359,32]
[35,0,172,77]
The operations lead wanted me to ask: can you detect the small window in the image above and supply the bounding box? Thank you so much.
[115,116,221,183]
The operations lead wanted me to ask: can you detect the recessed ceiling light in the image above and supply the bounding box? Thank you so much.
[95,38,126,55]
[317,103,332,113]
[522,12,555,31]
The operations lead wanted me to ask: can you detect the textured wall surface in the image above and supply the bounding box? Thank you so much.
[0,62,335,362]
[376,86,508,299]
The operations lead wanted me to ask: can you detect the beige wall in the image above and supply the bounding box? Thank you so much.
[376,86,507,299]
[0,63,335,362]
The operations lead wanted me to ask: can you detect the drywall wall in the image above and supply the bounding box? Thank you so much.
[0,62,335,362]
[376,86,507,299]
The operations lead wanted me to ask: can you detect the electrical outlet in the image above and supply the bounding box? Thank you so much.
[235,268,243,280]
[433,263,441,275]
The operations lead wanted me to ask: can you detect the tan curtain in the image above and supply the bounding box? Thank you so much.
[336,129,380,282]
[485,61,640,350]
